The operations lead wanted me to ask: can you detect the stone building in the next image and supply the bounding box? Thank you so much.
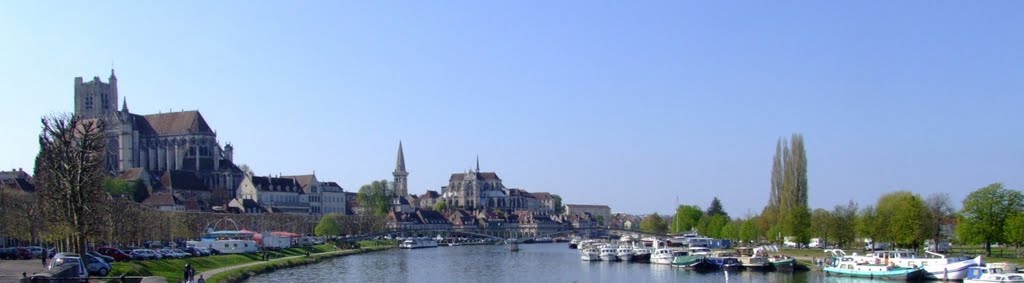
[564,204,612,223]
[441,158,508,209]
[235,174,309,214]
[73,70,244,207]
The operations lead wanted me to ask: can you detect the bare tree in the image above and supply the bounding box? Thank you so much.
[925,193,954,246]
[34,114,110,253]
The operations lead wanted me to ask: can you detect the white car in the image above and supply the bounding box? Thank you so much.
[47,253,88,279]
[130,249,159,260]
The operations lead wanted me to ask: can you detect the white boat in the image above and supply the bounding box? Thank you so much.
[846,250,982,280]
[651,249,678,265]
[616,247,634,262]
[581,248,601,261]
[600,245,619,261]
[399,238,438,249]
[689,247,712,256]
[188,230,259,254]
[965,266,1024,283]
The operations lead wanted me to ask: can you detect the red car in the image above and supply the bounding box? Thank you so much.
[96,247,132,262]
[16,248,32,259]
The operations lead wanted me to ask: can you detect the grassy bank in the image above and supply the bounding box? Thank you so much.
[109,243,388,282]
[207,244,394,283]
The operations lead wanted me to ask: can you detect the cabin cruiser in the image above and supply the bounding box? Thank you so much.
[600,245,619,261]
[651,249,678,265]
[964,266,1024,283]
[824,260,923,280]
[581,248,601,261]
[187,230,259,254]
[616,247,634,262]
[708,251,742,270]
[399,237,438,249]
[632,247,652,263]
[736,247,771,271]
[834,249,981,280]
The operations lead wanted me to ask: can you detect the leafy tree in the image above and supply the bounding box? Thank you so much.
[876,191,929,248]
[831,201,858,248]
[958,183,1024,256]
[640,213,668,234]
[34,114,110,254]
[697,214,729,238]
[239,163,255,176]
[314,213,341,237]
[102,178,149,202]
[924,193,954,247]
[433,200,447,212]
[739,218,759,243]
[763,134,811,245]
[856,205,882,244]
[706,197,728,217]
[1004,213,1024,253]
[720,220,740,240]
[811,208,833,243]
[672,205,703,233]
[552,194,563,214]
[357,180,395,216]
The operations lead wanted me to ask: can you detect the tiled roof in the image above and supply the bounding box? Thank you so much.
[251,176,302,193]
[1,178,35,192]
[136,111,214,136]
[161,170,209,191]
[419,190,440,199]
[531,192,553,200]
[449,172,501,182]
[118,168,146,181]
[282,175,316,194]
[321,182,344,192]
[142,192,181,207]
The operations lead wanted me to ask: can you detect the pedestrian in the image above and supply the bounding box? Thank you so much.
[197,274,206,283]
[41,255,46,267]
[184,263,193,282]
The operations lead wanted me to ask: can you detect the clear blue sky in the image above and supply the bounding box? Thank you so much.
[2,1,1022,217]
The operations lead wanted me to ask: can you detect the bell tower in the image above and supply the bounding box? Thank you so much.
[393,141,408,197]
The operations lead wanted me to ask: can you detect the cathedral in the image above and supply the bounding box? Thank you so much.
[74,70,244,207]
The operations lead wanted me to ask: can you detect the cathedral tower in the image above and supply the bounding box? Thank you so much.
[74,69,119,119]
[393,142,409,197]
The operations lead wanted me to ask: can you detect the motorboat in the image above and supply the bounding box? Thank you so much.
[770,255,797,271]
[671,250,712,270]
[399,237,438,249]
[831,249,981,280]
[965,266,1024,283]
[651,248,677,265]
[736,247,771,271]
[824,261,923,280]
[632,247,651,263]
[581,248,601,261]
[616,247,634,262]
[708,251,742,271]
[600,245,619,261]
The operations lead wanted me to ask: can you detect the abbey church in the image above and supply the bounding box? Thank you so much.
[75,70,244,207]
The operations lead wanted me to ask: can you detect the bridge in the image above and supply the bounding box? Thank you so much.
[343,227,672,244]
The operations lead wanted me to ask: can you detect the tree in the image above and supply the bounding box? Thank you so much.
[671,205,703,233]
[876,191,929,248]
[697,214,729,238]
[739,218,758,243]
[856,205,882,244]
[433,200,447,212]
[639,213,668,234]
[314,213,342,237]
[1005,213,1024,253]
[720,220,740,240]
[552,194,563,214]
[763,134,811,245]
[924,193,954,248]
[34,114,110,254]
[238,163,255,176]
[832,201,858,248]
[102,178,149,202]
[706,197,728,217]
[958,183,1024,256]
[811,208,833,243]
[357,180,395,216]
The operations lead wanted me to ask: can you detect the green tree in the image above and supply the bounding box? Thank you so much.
[672,205,703,233]
[763,134,811,245]
[856,205,883,244]
[552,194,563,214]
[706,197,728,217]
[811,208,833,244]
[739,218,758,243]
[924,193,954,248]
[640,213,668,234]
[314,213,341,237]
[832,201,858,248]
[34,114,110,254]
[876,191,929,248]
[357,180,395,216]
[102,178,149,202]
[1004,213,1024,253]
[720,220,740,240]
[697,214,729,238]
[433,200,447,212]
[958,183,1024,256]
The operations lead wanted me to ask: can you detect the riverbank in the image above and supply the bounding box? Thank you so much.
[204,245,394,283]
[109,240,395,283]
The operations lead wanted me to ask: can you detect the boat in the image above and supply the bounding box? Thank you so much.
[569,238,580,249]
[632,247,651,263]
[824,261,923,280]
[871,250,982,280]
[600,245,619,261]
[708,251,742,271]
[399,238,438,249]
[651,249,677,265]
[670,250,712,270]
[616,247,634,262]
[580,248,601,261]
[770,255,796,271]
[736,247,771,271]
[187,229,259,254]
[965,266,1024,283]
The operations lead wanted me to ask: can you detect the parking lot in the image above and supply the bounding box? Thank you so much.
[0,259,48,283]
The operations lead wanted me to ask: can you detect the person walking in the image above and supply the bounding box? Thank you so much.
[197,274,206,283]
[184,263,193,282]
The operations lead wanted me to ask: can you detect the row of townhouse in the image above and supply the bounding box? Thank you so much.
[385,208,602,237]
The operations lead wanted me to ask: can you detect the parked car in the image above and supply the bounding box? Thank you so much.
[96,247,132,262]
[84,251,113,263]
[171,249,191,258]
[81,254,111,276]
[26,246,47,258]
[47,253,88,279]
[183,247,204,257]
[156,249,181,259]
[925,240,952,253]
[1,247,20,260]
[129,249,158,260]
[15,248,33,259]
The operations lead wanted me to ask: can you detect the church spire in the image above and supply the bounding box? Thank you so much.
[395,141,406,172]
[475,155,480,172]
[121,97,129,113]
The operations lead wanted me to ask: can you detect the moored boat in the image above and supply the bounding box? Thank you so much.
[736,247,771,271]
[581,248,600,261]
[964,266,1024,283]
[770,256,796,271]
[616,247,634,262]
[651,249,677,265]
[600,246,619,261]
[399,237,438,249]
[632,247,651,263]
[708,251,742,271]
[670,251,712,270]
[824,261,923,280]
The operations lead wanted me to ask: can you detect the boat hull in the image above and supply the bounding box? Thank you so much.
[921,257,981,280]
[824,267,923,280]
[771,258,796,271]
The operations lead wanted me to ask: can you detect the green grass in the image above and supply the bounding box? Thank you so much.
[110,244,340,282]
[206,244,394,283]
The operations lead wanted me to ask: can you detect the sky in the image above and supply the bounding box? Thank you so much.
[1,1,1022,217]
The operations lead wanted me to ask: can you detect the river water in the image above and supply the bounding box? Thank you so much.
[247,243,883,283]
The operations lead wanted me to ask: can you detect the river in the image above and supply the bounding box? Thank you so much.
[247,243,886,283]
